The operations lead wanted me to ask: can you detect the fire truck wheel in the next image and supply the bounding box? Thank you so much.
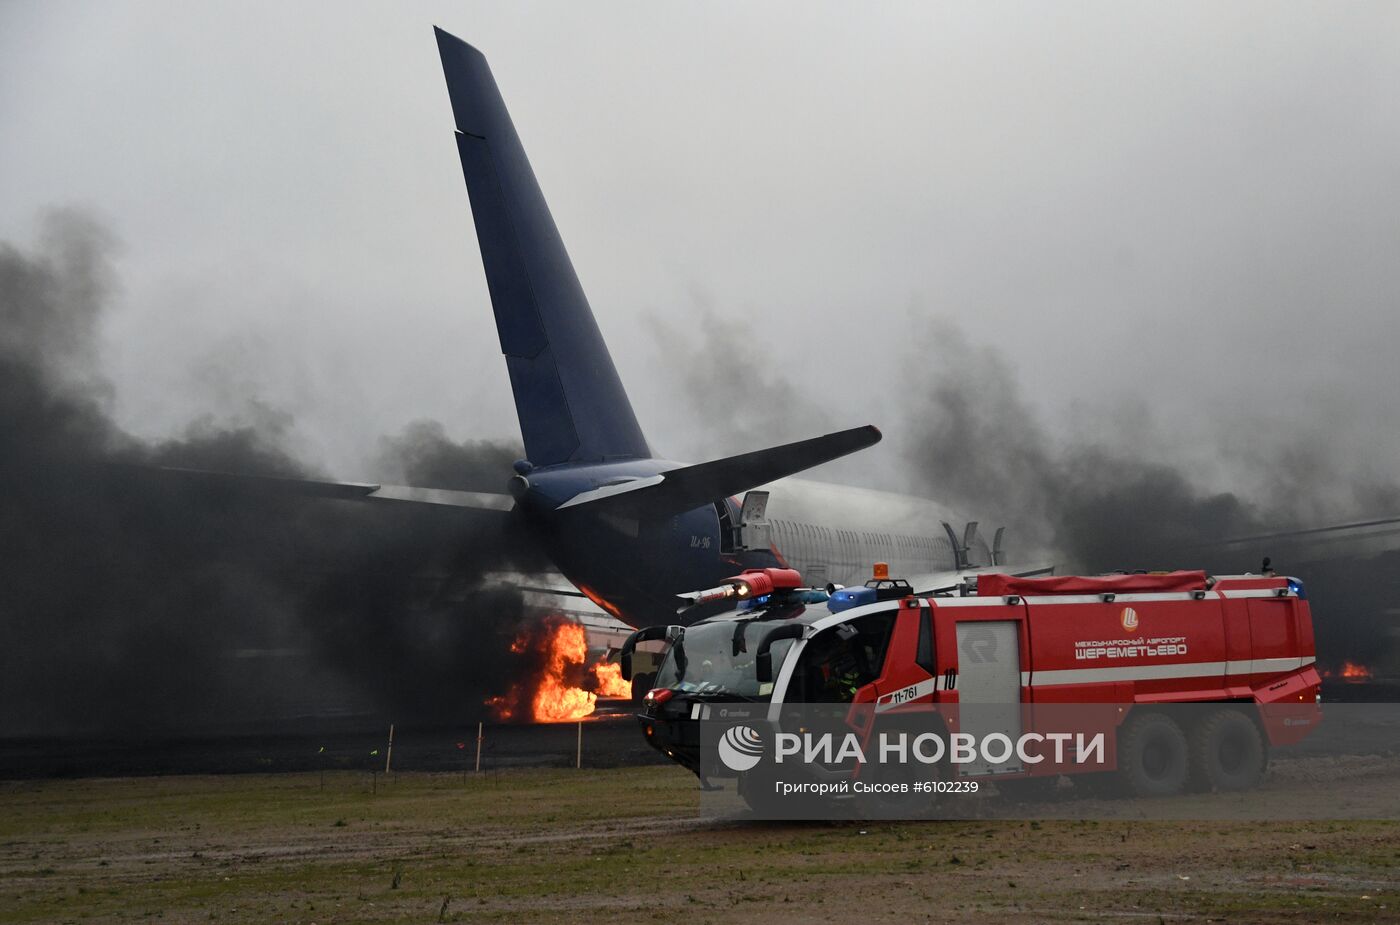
[737,770,800,818]
[737,771,766,814]
[1117,712,1190,798]
[996,775,1061,803]
[1190,708,1267,792]
[630,673,654,704]
[1069,772,1120,799]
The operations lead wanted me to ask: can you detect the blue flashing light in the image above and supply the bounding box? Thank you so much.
[1287,578,1307,600]
[828,586,877,613]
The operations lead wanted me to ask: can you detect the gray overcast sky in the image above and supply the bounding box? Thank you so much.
[3,2,1398,504]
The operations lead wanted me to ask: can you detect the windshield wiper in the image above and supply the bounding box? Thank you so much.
[683,690,759,702]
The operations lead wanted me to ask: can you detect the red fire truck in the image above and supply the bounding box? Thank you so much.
[626,565,1322,800]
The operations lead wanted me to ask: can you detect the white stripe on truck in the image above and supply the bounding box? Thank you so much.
[1028,656,1314,687]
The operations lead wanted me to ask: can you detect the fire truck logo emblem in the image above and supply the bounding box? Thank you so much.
[1121,607,1140,632]
[717,724,764,772]
[960,625,999,663]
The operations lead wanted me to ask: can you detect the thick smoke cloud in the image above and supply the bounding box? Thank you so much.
[373,419,521,493]
[896,319,1399,666]
[0,212,547,737]
[641,306,889,488]
[895,321,1264,568]
[644,306,834,459]
[649,308,1398,668]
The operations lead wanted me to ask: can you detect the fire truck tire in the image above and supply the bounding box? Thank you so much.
[737,770,800,818]
[737,771,765,814]
[630,673,654,704]
[869,757,924,813]
[1070,772,1120,799]
[1189,708,1267,792]
[996,775,1061,802]
[1117,712,1190,798]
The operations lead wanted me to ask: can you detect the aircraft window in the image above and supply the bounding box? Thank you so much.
[794,612,897,703]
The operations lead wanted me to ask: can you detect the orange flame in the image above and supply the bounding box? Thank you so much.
[487,619,633,723]
[594,661,632,699]
[530,622,596,722]
[484,693,514,722]
[1338,660,1372,681]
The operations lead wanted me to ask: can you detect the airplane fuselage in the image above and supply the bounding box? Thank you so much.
[517,460,988,627]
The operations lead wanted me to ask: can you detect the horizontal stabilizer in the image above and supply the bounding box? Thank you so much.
[145,466,515,512]
[557,425,882,518]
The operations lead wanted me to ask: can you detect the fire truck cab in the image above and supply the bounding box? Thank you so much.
[629,566,1322,801]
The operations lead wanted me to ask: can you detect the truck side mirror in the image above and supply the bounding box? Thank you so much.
[620,652,633,682]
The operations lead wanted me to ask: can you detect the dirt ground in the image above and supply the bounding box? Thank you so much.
[1,765,1398,924]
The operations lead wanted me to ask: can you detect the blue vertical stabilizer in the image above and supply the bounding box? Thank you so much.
[435,28,650,466]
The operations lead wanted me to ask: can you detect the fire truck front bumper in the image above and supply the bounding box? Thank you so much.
[637,704,704,774]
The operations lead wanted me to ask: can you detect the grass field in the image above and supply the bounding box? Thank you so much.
[2,767,1398,923]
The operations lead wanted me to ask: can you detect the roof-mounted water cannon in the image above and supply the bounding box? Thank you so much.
[675,567,803,614]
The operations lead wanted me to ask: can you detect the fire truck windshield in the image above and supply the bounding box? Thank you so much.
[653,621,796,700]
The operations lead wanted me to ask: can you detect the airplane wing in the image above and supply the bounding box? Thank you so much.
[1188,515,1400,565]
[150,466,515,512]
[903,563,1056,596]
[149,470,520,512]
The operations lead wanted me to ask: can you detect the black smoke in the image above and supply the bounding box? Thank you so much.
[897,320,1399,668]
[0,211,551,738]
[374,419,521,492]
